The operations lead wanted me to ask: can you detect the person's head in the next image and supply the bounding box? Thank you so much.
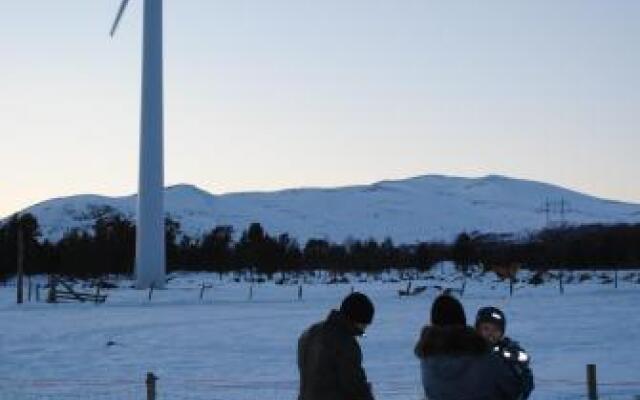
[340,292,375,336]
[475,306,506,345]
[430,294,466,327]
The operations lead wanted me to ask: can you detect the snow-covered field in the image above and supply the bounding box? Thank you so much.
[1,265,639,400]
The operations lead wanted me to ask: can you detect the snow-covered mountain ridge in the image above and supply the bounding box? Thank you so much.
[8,174,640,243]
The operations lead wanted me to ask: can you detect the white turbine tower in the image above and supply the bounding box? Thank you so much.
[111,0,165,289]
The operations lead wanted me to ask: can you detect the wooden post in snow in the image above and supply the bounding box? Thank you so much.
[587,364,598,400]
[146,372,157,400]
[47,275,57,303]
[16,223,24,304]
[95,283,101,305]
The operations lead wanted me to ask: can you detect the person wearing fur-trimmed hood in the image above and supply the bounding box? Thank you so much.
[415,295,522,400]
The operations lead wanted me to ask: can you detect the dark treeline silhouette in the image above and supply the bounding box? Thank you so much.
[1,213,639,281]
[466,225,640,271]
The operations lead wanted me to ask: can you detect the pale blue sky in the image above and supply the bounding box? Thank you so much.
[1,0,639,217]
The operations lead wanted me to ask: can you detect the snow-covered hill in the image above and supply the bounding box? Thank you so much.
[8,174,640,243]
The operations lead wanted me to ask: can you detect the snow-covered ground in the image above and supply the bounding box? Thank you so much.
[1,265,639,400]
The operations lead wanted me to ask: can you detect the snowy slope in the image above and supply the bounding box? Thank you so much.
[9,174,640,243]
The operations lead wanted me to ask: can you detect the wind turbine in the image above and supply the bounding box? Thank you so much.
[111,0,166,289]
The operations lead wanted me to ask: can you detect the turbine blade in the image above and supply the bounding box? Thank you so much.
[109,0,131,37]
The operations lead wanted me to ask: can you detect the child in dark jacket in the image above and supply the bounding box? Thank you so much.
[475,306,535,400]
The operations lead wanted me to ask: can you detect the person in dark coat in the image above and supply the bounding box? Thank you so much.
[297,292,376,400]
[415,295,522,400]
[475,306,535,400]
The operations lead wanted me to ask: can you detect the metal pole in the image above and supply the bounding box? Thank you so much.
[135,0,166,290]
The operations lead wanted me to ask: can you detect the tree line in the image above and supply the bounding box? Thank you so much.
[1,213,639,281]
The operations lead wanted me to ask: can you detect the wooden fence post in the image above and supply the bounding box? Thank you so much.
[146,372,157,400]
[28,277,32,302]
[95,284,101,305]
[587,364,598,400]
[17,224,24,304]
[47,275,57,303]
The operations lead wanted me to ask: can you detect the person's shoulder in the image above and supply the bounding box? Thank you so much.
[502,336,527,352]
[300,319,327,341]
[500,336,533,365]
[307,314,350,343]
[415,325,487,359]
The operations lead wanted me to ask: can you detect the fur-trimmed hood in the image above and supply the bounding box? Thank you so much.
[414,325,488,359]
[414,326,524,400]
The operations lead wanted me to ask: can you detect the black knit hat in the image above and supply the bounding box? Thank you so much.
[475,306,506,333]
[431,294,466,326]
[340,292,375,325]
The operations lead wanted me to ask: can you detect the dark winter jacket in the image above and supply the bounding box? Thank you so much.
[297,310,375,400]
[494,337,535,400]
[415,325,522,400]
